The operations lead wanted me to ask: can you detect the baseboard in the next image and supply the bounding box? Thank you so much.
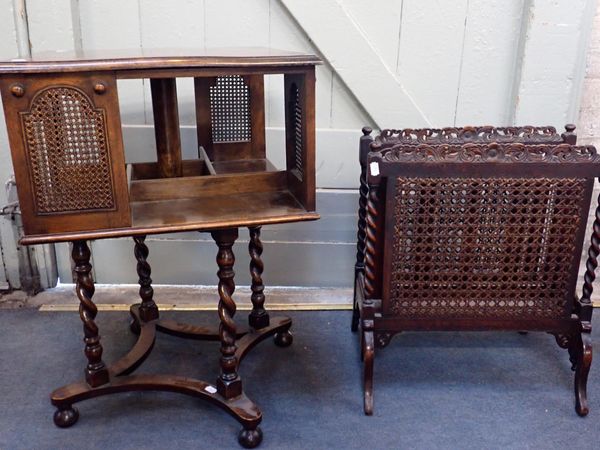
[31,284,354,312]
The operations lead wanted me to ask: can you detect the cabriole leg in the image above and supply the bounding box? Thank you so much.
[575,324,592,416]
[363,328,374,415]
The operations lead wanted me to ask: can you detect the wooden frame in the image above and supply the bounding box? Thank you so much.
[284,69,316,212]
[353,125,597,417]
[0,73,131,235]
[0,49,320,244]
[194,74,266,162]
[0,49,321,448]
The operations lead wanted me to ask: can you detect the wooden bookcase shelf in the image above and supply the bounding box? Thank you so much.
[211,158,277,174]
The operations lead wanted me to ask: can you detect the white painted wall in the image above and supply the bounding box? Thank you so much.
[0,0,23,289]
[579,1,600,147]
[13,0,598,186]
[576,2,600,298]
[0,0,597,288]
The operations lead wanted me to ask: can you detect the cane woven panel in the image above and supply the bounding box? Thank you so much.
[388,176,586,319]
[22,87,115,214]
[209,75,251,143]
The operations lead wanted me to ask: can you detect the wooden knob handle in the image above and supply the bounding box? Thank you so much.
[93,82,107,95]
[10,84,25,97]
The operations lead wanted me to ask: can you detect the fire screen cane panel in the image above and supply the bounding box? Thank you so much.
[22,86,115,214]
[387,176,586,319]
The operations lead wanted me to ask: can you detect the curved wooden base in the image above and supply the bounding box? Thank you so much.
[236,317,292,364]
[51,373,262,428]
[363,330,374,416]
[575,331,592,417]
[550,327,593,415]
[110,309,156,377]
[51,304,292,448]
[361,326,592,418]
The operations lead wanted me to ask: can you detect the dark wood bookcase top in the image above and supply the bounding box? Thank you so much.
[0,47,322,74]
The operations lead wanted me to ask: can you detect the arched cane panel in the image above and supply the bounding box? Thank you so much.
[21,86,115,214]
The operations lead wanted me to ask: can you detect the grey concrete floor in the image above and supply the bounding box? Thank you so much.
[0,309,599,450]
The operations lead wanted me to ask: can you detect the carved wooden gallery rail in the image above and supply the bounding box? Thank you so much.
[353,125,597,416]
[0,49,321,448]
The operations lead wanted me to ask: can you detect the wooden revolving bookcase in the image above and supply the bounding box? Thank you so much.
[0,48,321,448]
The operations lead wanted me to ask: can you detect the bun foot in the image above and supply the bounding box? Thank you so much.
[53,406,79,428]
[238,426,263,448]
[274,330,293,347]
[129,318,141,335]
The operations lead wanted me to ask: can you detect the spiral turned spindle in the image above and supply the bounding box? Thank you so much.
[356,126,372,271]
[353,127,373,332]
[573,187,599,416]
[211,229,242,399]
[134,235,159,322]
[248,226,269,329]
[72,240,109,387]
[581,192,600,318]
[364,183,381,299]
[356,167,369,270]
[352,164,370,333]
[361,139,380,415]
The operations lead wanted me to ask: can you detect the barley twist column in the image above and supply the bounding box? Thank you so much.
[364,181,381,299]
[211,229,242,399]
[248,226,269,329]
[356,126,372,272]
[72,240,109,387]
[581,187,600,318]
[356,167,369,271]
[134,235,159,321]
